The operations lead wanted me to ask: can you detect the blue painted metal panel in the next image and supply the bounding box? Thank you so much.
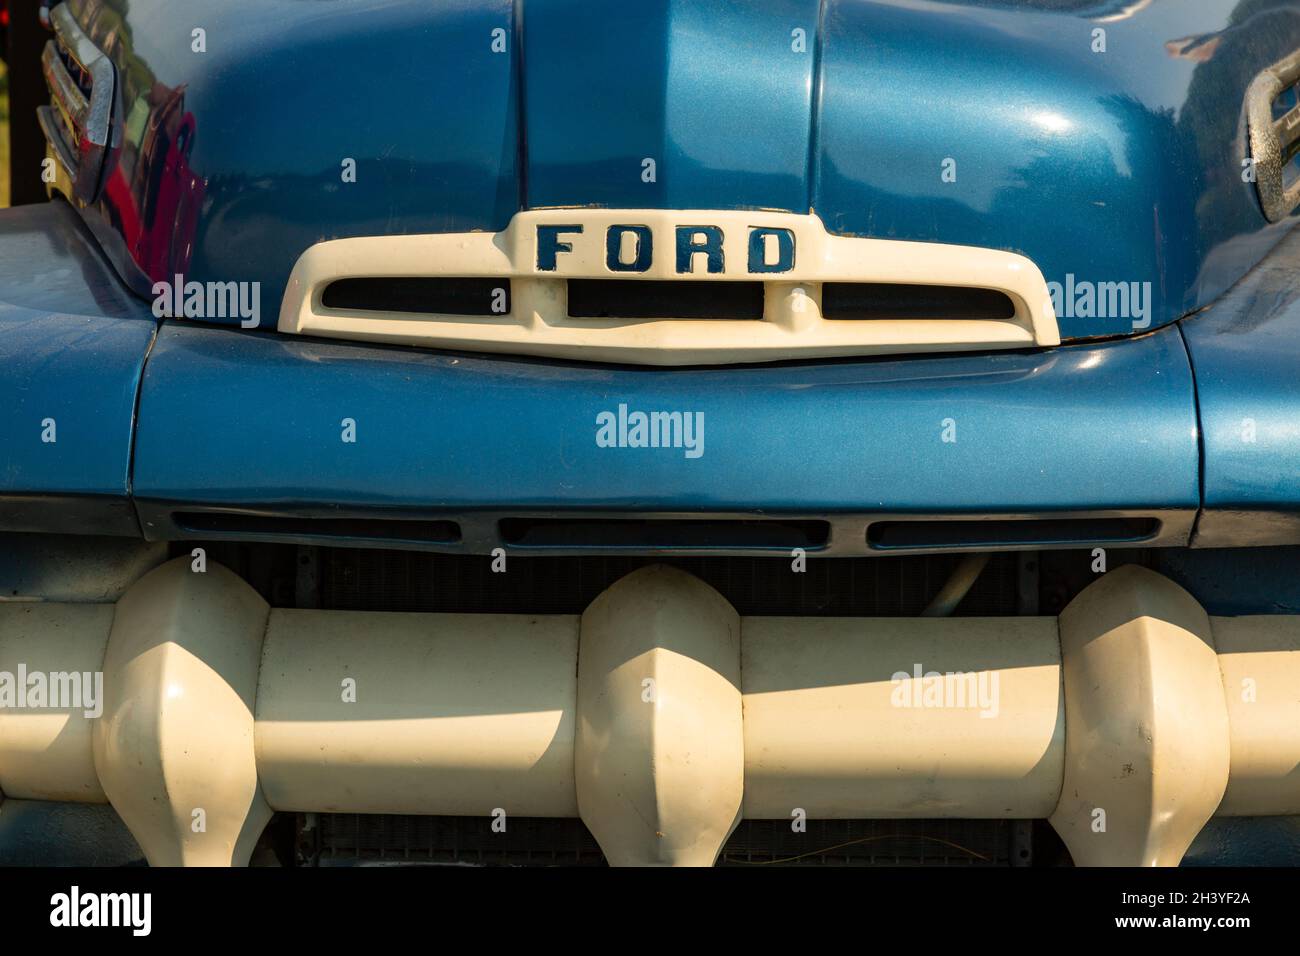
[1182,224,1300,548]
[523,0,819,212]
[73,0,1300,340]
[0,203,156,533]
[132,322,1199,530]
[71,0,520,316]
[815,0,1300,339]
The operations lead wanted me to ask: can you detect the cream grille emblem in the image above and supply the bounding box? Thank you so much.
[278,209,1060,366]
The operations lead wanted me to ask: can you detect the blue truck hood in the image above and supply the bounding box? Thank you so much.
[74,0,1300,340]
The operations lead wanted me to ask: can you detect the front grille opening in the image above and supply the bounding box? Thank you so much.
[567,279,763,320]
[177,542,1152,619]
[719,818,1019,866]
[310,815,605,867]
[305,814,1022,867]
[823,283,1016,321]
[312,550,1022,616]
[499,517,829,550]
[867,517,1160,550]
[321,278,510,316]
[173,512,461,545]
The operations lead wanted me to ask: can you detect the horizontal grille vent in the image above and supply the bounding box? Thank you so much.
[823,283,1016,321]
[867,517,1159,550]
[319,278,1015,324]
[321,278,509,316]
[173,512,461,545]
[566,279,764,320]
[498,517,829,550]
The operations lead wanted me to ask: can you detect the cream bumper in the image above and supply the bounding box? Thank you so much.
[0,559,1297,866]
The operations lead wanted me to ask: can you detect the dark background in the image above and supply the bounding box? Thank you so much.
[2,0,48,207]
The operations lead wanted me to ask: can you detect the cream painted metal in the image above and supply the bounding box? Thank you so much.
[278,209,1061,366]
[576,566,744,866]
[1049,566,1232,867]
[0,603,112,802]
[742,616,1064,820]
[3,558,1300,867]
[93,561,273,867]
[256,609,580,816]
[1213,615,1300,816]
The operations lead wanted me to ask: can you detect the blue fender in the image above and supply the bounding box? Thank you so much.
[1181,224,1300,548]
[0,202,156,535]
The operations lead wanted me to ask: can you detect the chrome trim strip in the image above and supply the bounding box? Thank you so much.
[41,40,88,132]
[49,1,115,146]
[39,2,116,203]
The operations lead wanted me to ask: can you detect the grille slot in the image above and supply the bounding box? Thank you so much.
[174,512,461,545]
[321,278,509,316]
[566,279,763,319]
[823,283,1016,321]
[498,517,829,550]
[867,517,1159,550]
